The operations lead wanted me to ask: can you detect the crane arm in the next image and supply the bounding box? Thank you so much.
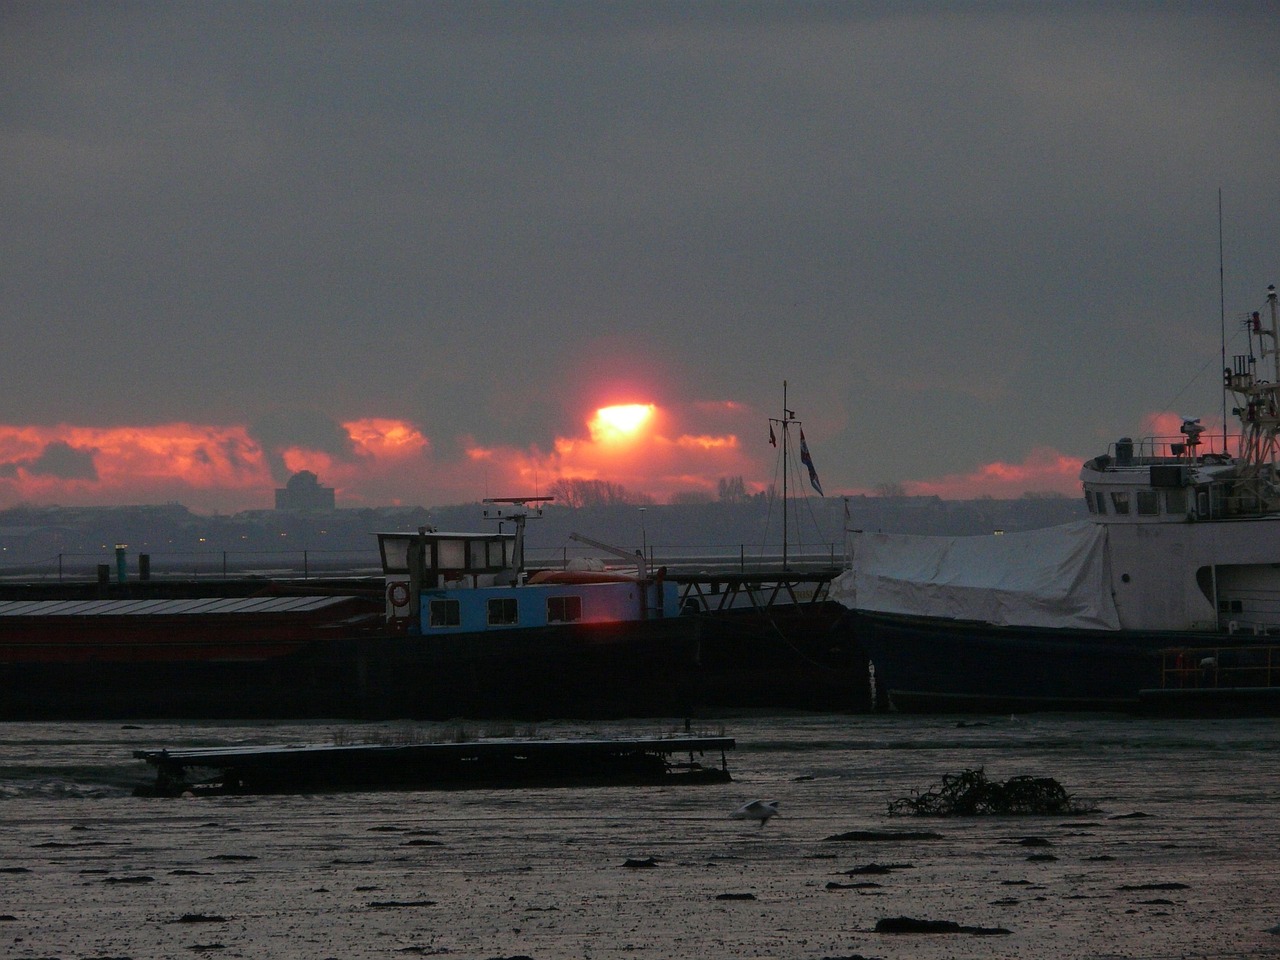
[568,532,645,578]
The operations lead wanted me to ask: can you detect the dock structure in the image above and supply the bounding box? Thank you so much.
[668,566,841,615]
[134,735,735,796]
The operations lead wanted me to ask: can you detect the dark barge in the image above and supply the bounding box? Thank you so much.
[133,735,735,796]
[670,565,864,712]
[0,499,866,719]
[0,579,862,722]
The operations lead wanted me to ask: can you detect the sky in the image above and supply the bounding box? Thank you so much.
[2,2,1278,514]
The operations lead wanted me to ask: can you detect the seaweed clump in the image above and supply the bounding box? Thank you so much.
[887,767,1094,817]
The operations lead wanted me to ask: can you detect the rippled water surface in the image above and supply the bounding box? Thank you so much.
[1,713,1277,958]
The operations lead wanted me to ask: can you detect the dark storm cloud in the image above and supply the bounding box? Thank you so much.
[247,410,359,484]
[26,442,99,481]
[0,2,1277,504]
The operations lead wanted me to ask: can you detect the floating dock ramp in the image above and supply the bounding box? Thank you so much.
[134,735,735,795]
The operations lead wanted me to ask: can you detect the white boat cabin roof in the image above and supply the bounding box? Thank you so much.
[377,530,515,575]
[1081,433,1270,524]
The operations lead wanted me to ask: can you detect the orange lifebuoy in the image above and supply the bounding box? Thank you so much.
[386,581,411,608]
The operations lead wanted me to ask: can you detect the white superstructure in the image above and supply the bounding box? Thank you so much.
[833,285,1280,637]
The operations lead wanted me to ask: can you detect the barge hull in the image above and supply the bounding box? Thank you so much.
[848,609,1277,714]
[0,616,700,720]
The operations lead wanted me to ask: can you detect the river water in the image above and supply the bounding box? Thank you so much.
[1,713,1277,959]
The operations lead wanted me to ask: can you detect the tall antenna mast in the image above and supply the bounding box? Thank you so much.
[1220,188,1227,452]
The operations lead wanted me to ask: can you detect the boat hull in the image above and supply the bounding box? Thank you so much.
[0,617,702,721]
[692,601,871,712]
[844,608,1270,714]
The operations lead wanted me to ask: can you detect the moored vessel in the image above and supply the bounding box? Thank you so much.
[0,496,701,719]
[831,284,1280,713]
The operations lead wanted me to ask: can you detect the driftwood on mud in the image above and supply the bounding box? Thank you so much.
[887,767,1095,817]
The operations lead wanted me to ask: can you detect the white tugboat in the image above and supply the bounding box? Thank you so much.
[832,285,1280,714]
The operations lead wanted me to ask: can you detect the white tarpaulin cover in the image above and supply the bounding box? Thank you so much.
[828,521,1121,630]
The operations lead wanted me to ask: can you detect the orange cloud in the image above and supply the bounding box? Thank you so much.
[902,446,1084,499]
[463,401,757,502]
[0,424,269,493]
[0,420,440,512]
[1139,411,1230,454]
[675,434,737,451]
[344,418,430,457]
[895,410,1243,502]
[0,401,789,511]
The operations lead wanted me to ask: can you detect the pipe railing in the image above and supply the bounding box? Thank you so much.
[0,540,844,582]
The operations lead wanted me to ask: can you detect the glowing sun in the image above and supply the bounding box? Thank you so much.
[590,404,655,443]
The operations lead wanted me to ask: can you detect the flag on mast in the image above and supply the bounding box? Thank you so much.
[769,423,777,447]
[799,429,823,496]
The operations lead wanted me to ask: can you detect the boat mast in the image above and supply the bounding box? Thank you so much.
[483,496,553,582]
[768,381,799,570]
[783,381,788,569]
[1225,285,1280,511]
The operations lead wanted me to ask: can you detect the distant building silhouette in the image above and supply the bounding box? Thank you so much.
[275,471,335,511]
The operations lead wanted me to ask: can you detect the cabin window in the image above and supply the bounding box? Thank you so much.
[1165,488,1187,515]
[1110,492,1131,515]
[437,539,466,569]
[547,595,582,623]
[487,597,518,625]
[1136,491,1159,515]
[428,599,461,627]
[475,541,491,567]
[379,535,413,573]
[1084,492,1095,514]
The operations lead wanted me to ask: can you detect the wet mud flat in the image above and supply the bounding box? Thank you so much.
[1,714,1279,958]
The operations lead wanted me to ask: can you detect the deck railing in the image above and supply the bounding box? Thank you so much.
[1159,645,1280,690]
[0,540,844,583]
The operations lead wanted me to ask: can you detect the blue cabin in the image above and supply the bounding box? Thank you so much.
[377,528,682,635]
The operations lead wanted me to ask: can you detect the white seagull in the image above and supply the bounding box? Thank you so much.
[731,799,780,827]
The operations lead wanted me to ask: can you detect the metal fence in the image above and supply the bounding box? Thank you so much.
[0,548,384,582]
[1,539,844,583]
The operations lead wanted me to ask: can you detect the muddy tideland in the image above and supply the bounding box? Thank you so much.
[1,714,1277,959]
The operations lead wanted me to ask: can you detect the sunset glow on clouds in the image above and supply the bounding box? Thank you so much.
[475,402,760,503]
[900,447,1084,500]
[894,410,1239,501]
[0,400,1139,513]
[0,404,760,512]
[0,423,269,510]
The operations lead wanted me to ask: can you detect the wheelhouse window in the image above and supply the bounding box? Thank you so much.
[547,595,582,623]
[487,597,518,625]
[1094,491,1107,514]
[1110,492,1131,515]
[1165,488,1188,515]
[428,599,461,627]
[1136,491,1159,516]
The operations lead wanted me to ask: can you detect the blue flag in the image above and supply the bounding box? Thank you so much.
[799,429,823,496]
